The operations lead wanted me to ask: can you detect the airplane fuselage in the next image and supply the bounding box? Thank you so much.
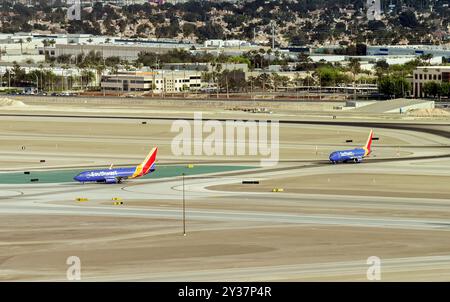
[329,148,367,163]
[74,165,155,183]
[74,147,158,184]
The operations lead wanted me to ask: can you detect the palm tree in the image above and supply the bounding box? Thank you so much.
[258,48,266,69]
[38,63,44,92]
[82,69,96,90]
[18,39,24,54]
[95,65,106,89]
[266,48,272,63]
[348,58,361,100]
[61,64,69,91]
[214,63,223,98]
[274,50,280,59]
[49,63,56,91]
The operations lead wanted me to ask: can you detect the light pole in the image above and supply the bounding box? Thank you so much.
[33,73,39,93]
[182,172,186,236]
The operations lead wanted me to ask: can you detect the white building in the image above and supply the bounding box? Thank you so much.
[101,70,203,93]
[366,0,382,21]
[204,39,251,48]
[39,41,197,61]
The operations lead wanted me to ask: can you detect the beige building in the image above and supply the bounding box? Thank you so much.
[101,70,203,93]
[413,66,450,98]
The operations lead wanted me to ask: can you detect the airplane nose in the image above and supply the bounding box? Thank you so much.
[73,174,82,182]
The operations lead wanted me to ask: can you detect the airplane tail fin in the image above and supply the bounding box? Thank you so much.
[363,129,374,155]
[134,147,158,177]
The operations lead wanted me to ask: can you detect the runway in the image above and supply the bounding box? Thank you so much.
[1,102,450,281]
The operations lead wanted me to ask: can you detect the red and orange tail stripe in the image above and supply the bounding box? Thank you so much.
[363,130,374,156]
[132,147,158,178]
[141,147,158,174]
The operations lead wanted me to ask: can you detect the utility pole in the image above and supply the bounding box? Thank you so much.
[271,21,275,50]
[226,75,229,99]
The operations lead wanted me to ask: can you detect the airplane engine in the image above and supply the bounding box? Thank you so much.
[104,177,118,184]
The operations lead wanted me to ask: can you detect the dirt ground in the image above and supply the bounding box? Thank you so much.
[2,214,450,281]
[210,173,450,200]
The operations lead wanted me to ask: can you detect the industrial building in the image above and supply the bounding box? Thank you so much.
[161,62,248,73]
[367,45,450,58]
[39,42,195,61]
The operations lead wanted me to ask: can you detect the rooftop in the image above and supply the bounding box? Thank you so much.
[416,66,450,70]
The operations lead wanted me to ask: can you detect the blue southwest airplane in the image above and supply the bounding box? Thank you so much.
[329,130,374,164]
[74,147,158,184]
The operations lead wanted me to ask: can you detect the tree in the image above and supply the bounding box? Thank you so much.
[218,70,247,92]
[440,83,450,98]
[18,38,24,54]
[423,81,441,98]
[227,56,251,68]
[348,58,361,78]
[271,73,290,92]
[348,58,361,99]
[378,75,411,98]
[81,70,96,89]
[315,66,349,86]
[11,61,25,86]
[399,11,419,29]
[182,23,196,37]
[374,60,390,79]
[368,20,385,32]
[355,43,367,56]
[419,54,433,64]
